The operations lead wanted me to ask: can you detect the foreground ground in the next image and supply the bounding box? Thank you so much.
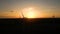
[0,18,60,33]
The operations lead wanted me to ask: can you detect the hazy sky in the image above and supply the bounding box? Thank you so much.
[0,0,60,18]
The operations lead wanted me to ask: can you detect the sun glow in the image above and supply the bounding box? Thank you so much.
[26,11,36,18]
[22,7,36,18]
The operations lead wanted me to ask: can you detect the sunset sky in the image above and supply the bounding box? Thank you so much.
[0,0,60,18]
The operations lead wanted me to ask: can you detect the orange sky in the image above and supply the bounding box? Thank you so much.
[0,0,60,18]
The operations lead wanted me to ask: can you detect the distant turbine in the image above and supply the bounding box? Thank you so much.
[52,14,55,18]
[52,15,55,18]
[10,10,14,12]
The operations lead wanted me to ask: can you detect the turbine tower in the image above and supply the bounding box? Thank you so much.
[21,11,25,18]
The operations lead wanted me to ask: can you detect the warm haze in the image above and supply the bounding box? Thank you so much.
[0,0,60,18]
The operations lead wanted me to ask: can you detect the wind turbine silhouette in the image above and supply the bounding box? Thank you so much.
[20,10,26,18]
[21,11,26,18]
[21,11,23,18]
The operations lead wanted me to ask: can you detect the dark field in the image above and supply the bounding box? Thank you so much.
[0,18,60,33]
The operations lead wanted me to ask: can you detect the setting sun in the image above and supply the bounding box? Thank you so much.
[22,7,37,18]
[26,11,36,18]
